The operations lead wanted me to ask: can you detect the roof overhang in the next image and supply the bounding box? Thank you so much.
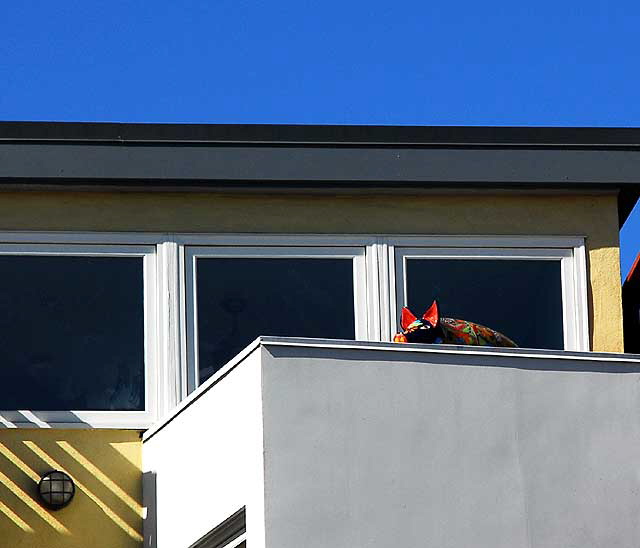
[1,122,639,226]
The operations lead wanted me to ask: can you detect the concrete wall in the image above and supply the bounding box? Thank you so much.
[259,340,640,548]
[144,338,640,548]
[0,429,142,548]
[0,190,623,351]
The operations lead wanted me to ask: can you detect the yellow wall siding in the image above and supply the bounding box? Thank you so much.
[0,429,142,548]
[0,190,622,351]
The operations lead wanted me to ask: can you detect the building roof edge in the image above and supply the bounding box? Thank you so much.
[2,121,640,147]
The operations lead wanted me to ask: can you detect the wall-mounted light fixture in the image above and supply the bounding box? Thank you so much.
[38,470,75,510]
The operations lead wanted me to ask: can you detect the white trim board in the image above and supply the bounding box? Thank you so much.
[0,231,585,247]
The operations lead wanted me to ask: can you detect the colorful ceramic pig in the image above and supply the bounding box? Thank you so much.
[393,300,517,348]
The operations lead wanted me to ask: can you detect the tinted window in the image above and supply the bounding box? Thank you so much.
[405,259,563,349]
[0,255,145,410]
[196,258,355,383]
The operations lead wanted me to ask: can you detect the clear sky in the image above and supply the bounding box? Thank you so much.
[1,1,639,273]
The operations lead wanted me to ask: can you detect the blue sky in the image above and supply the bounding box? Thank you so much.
[1,1,639,273]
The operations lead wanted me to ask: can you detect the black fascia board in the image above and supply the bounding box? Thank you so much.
[1,122,639,225]
[2,121,640,146]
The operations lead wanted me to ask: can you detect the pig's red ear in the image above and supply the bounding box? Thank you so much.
[400,307,417,331]
[422,300,439,327]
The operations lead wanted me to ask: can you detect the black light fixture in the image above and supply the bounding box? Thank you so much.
[38,470,75,510]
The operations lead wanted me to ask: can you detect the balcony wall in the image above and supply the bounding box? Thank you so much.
[143,338,640,548]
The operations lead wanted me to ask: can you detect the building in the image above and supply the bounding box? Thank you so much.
[1,122,640,547]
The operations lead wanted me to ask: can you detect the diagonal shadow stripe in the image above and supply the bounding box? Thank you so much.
[0,499,34,533]
[22,441,143,542]
[56,441,142,516]
[0,469,69,534]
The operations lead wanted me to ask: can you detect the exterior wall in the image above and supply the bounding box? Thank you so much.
[0,190,623,351]
[0,429,142,548]
[259,340,640,548]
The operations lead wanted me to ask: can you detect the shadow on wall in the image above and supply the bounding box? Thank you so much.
[0,427,143,548]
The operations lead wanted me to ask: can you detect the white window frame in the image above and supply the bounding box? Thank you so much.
[385,236,589,351]
[183,245,370,394]
[0,242,158,429]
[0,232,589,428]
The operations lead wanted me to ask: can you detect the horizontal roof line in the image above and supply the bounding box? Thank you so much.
[2,121,640,146]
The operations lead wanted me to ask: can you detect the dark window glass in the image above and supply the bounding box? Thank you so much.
[196,258,355,383]
[405,259,564,349]
[0,255,145,410]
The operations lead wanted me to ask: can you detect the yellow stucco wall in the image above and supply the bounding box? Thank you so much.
[0,429,142,548]
[0,190,623,351]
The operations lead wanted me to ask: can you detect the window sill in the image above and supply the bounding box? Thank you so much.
[0,410,155,429]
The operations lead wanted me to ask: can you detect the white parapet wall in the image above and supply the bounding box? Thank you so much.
[143,338,640,548]
[143,344,264,548]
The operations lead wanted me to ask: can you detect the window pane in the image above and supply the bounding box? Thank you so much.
[196,258,355,383]
[0,255,145,410]
[405,259,564,349]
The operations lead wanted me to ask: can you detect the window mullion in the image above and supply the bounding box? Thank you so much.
[573,242,590,351]
[377,238,395,342]
[157,241,184,414]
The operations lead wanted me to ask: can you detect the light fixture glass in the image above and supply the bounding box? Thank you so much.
[38,470,75,510]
